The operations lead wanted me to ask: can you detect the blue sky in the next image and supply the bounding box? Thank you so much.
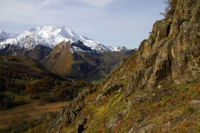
[0,0,166,48]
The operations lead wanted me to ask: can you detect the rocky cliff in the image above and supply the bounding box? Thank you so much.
[107,0,200,95]
[30,0,200,132]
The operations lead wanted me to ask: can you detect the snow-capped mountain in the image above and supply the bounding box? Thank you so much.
[0,26,134,81]
[0,30,17,42]
[108,45,127,52]
[0,26,127,52]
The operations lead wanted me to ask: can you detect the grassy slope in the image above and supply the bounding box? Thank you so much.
[42,0,200,132]
[57,77,200,133]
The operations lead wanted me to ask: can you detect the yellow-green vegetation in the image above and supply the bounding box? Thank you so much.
[25,0,200,132]
[56,78,200,133]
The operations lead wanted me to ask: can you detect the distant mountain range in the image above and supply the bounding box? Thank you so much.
[0,30,17,42]
[0,26,135,80]
[0,26,127,52]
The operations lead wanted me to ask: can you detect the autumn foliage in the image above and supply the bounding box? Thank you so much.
[56,81,91,101]
[25,77,56,96]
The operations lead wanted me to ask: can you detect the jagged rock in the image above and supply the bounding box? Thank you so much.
[189,100,200,108]
[138,124,155,133]
[48,102,85,133]
[48,0,200,132]
[115,0,200,93]
[77,124,84,133]
[77,117,87,133]
[127,100,134,109]
[48,86,96,133]
[106,114,121,130]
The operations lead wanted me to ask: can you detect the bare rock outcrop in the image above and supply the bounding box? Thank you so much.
[48,0,200,132]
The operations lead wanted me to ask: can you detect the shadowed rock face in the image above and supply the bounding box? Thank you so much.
[48,0,200,132]
[0,44,52,61]
[26,45,52,61]
[41,42,134,81]
[71,40,93,51]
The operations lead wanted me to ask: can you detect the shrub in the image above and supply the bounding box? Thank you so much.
[161,0,178,17]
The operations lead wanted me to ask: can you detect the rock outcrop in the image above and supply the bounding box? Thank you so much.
[48,86,96,133]
[47,0,200,132]
[104,0,200,94]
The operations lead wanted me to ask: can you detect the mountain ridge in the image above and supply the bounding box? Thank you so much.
[0,26,135,81]
[0,26,128,52]
[41,41,135,80]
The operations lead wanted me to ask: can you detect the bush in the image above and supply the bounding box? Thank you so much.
[161,0,178,17]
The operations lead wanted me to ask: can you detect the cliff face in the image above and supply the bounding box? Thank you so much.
[124,0,199,89]
[42,0,200,132]
[100,0,200,96]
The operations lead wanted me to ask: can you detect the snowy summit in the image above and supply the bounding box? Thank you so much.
[0,26,127,52]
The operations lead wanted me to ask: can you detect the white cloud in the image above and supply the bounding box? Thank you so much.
[42,0,115,7]
[74,0,115,7]
[42,0,63,5]
[43,0,53,5]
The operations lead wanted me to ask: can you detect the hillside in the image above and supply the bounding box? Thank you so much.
[40,0,199,132]
[42,42,134,81]
[0,55,93,133]
[0,0,199,133]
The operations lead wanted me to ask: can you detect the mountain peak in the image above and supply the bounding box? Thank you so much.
[0,26,127,52]
[0,30,17,42]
